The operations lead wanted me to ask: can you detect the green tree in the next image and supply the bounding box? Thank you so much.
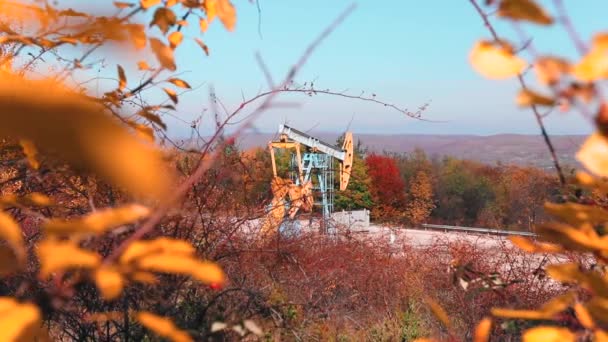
[334,135,374,211]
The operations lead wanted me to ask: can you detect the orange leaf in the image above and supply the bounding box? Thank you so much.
[19,139,39,169]
[137,60,151,70]
[168,78,191,89]
[217,0,236,31]
[424,296,451,329]
[140,0,161,9]
[473,317,492,342]
[117,65,127,91]
[163,88,178,104]
[195,38,209,56]
[168,31,183,49]
[150,38,176,71]
[199,18,208,32]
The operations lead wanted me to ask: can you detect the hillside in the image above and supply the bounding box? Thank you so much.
[229,133,584,170]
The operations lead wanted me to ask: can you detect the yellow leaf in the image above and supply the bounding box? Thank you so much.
[574,303,594,329]
[166,0,178,6]
[0,73,174,201]
[534,56,570,85]
[137,311,193,342]
[199,18,208,32]
[573,33,608,81]
[163,88,178,104]
[424,296,451,329]
[216,0,236,31]
[136,254,225,284]
[491,308,553,320]
[19,139,39,169]
[0,298,42,342]
[94,267,125,300]
[119,237,195,264]
[509,236,562,253]
[470,40,527,79]
[150,38,176,71]
[203,0,217,23]
[168,31,183,49]
[168,78,191,89]
[539,292,576,314]
[577,133,608,178]
[130,123,155,143]
[473,317,492,342]
[546,263,608,295]
[0,211,24,261]
[516,89,555,107]
[536,222,603,252]
[522,326,575,342]
[544,202,608,227]
[140,0,161,9]
[498,0,553,25]
[117,65,127,91]
[137,60,151,71]
[195,38,210,56]
[44,204,150,235]
[37,239,101,277]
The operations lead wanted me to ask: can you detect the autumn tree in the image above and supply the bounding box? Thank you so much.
[404,170,435,225]
[365,153,406,222]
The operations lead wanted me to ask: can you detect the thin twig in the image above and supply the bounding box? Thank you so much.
[468,0,566,186]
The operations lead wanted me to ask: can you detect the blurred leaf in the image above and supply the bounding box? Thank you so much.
[0,74,174,200]
[137,108,167,130]
[574,303,595,329]
[150,38,176,71]
[516,89,555,107]
[114,2,135,9]
[117,65,127,91]
[168,78,191,89]
[168,31,182,49]
[94,267,124,300]
[136,254,225,285]
[473,317,492,342]
[577,133,608,178]
[151,8,176,34]
[163,88,178,104]
[470,40,526,79]
[137,311,193,342]
[0,211,24,261]
[130,271,157,284]
[211,321,227,332]
[522,326,574,342]
[546,263,608,295]
[509,236,562,253]
[498,0,553,25]
[217,0,236,31]
[37,239,101,277]
[243,320,263,336]
[573,33,608,81]
[536,222,603,252]
[596,330,608,342]
[140,0,161,9]
[544,202,608,227]
[137,60,151,70]
[491,308,553,320]
[424,296,451,329]
[44,204,149,236]
[120,237,195,264]
[199,18,208,32]
[0,193,52,208]
[19,139,39,169]
[0,298,42,342]
[195,38,210,56]
[539,292,576,314]
[534,56,570,85]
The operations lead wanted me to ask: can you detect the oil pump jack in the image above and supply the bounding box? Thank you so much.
[261,124,354,235]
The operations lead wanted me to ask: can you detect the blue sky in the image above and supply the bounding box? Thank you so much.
[62,1,608,137]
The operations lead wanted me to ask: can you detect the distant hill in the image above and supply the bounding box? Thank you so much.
[196,133,586,171]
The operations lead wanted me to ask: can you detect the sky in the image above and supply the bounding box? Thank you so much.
[59,1,608,137]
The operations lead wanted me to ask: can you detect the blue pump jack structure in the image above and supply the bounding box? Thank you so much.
[267,124,354,234]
